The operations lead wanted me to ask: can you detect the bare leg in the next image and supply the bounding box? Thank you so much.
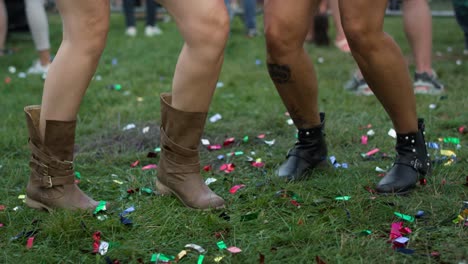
[40,0,109,138]
[0,0,7,55]
[158,0,230,112]
[25,0,51,66]
[403,0,432,73]
[339,0,417,133]
[264,0,320,128]
[329,0,349,52]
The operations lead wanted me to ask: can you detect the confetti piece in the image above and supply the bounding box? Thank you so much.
[130,160,140,167]
[335,196,351,201]
[208,144,222,151]
[203,165,212,172]
[201,139,210,145]
[229,184,246,194]
[223,137,235,146]
[185,243,206,254]
[388,128,397,138]
[217,241,227,250]
[75,171,81,179]
[214,256,223,262]
[443,137,460,144]
[459,126,467,134]
[142,164,157,170]
[209,113,222,123]
[375,167,387,172]
[176,250,187,261]
[8,66,16,73]
[113,180,123,185]
[361,230,372,235]
[219,163,235,173]
[93,201,107,215]
[394,236,409,244]
[99,241,109,255]
[427,142,439,149]
[198,255,205,264]
[264,139,275,146]
[365,148,380,156]
[290,200,301,208]
[243,136,249,142]
[440,150,456,157]
[140,187,153,194]
[122,123,135,131]
[394,212,414,222]
[216,82,224,88]
[367,129,375,136]
[154,147,161,152]
[205,178,216,186]
[361,135,368,145]
[0,205,5,211]
[415,211,425,218]
[92,231,101,254]
[252,160,265,167]
[26,237,34,249]
[142,126,150,133]
[257,134,265,139]
[18,195,26,200]
[227,246,242,254]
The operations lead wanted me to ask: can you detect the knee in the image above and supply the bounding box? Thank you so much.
[66,15,109,59]
[186,9,230,55]
[264,22,300,59]
[342,20,380,53]
[82,16,109,57]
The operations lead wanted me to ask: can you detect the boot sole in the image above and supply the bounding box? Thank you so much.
[155,180,225,211]
[25,196,53,212]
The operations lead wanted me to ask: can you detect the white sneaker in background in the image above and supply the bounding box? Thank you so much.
[125,26,137,37]
[145,25,163,37]
[27,60,50,75]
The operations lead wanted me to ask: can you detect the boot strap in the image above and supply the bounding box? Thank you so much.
[160,127,199,164]
[287,146,326,165]
[29,141,75,188]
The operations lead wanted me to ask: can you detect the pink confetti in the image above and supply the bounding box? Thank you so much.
[227,246,242,254]
[203,165,212,172]
[219,163,235,173]
[26,237,35,249]
[229,184,246,194]
[130,160,140,168]
[207,144,222,151]
[0,223,4,227]
[0,205,5,211]
[390,222,403,240]
[361,135,368,145]
[142,164,157,170]
[257,134,266,139]
[365,148,380,156]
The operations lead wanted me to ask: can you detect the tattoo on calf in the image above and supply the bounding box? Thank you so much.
[267,64,292,84]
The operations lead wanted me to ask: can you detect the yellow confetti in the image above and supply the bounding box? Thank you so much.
[18,195,26,200]
[440,150,456,157]
[214,256,224,262]
[113,180,123,185]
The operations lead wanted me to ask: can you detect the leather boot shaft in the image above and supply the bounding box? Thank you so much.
[276,113,328,181]
[157,93,225,209]
[24,105,98,211]
[376,118,431,195]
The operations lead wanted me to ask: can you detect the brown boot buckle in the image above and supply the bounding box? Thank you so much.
[44,175,53,188]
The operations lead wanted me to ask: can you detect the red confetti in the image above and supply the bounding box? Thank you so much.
[203,165,212,172]
[251,161,265,168]
[4,77,11,84]
[364,186,377,194]
[141,164,157,170]
[419,178,427,185]
[92,232,101,254]
[229,184,245,194]
[207,144,222,151]
[290,200,301,208]
[0,205,5,211]
[365,148,380,156]
[459,125,467,134]
[223,137,235,146]
[26,237,35,249]
[219,163,235,173]
[130,160,140,167]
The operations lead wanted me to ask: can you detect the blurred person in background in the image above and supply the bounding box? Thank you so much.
[452,0,468,54]
[225,0,258,37]
[123,0,162,37]
[25,0,51,75]
[0,0,7,56]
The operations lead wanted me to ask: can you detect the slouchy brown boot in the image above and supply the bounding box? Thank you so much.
[156,93,225,210]
[24,106,99,212]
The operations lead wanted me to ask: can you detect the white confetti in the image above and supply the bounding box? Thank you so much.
[209,113,222,123]
[387,128,396,138]
[123,123,136,131]
[142,126,150,133]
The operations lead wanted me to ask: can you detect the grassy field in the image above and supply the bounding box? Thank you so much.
[1,11,467,264]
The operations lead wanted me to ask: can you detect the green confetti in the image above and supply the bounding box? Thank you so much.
[335,196,351,201]
[443,137,460,144]
[114,84,122,91]
[394,212,415,222]
[154,147,161,152]
[74,171,81,179]
[243,136,249,142]
[361,230,372,235]
[150,253,174,263]
[234,151,244,156]
[197,255,205,264]
[217,241,227,250]
[291,193,303,203]
[141,187,153,194]
[93,200,107,215]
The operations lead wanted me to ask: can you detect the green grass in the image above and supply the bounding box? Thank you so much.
[1,13,467,263]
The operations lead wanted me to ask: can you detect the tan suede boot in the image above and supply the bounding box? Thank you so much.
[156,93,225,210]
[24,106,99,212]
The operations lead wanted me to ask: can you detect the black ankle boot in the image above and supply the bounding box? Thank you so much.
[276,113,328,181]
[376,119,431,195]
